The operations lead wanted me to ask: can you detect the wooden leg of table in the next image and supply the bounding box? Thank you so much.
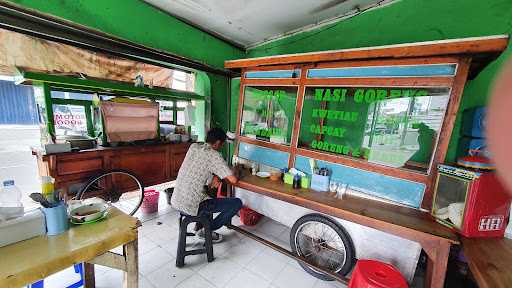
[84,263,96,288]
[424,240,451,288]
[123,238,139,288]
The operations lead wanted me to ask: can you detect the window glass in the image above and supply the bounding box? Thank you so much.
[176,110,185,125]
[173,70,187,82]
[52,104,88,136]
[158,100,174,122]
[170,70,191,91]
[298,87,451,173]
[240,86,297,145]
[51,91,93,101]
[177,101,188,108]
[172,81,187,91]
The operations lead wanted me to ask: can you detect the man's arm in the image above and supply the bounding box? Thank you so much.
[210,152,239,186]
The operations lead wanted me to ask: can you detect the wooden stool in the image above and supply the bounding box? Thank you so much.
[175,212,214,267]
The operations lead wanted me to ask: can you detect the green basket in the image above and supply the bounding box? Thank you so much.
[283,173,294,185]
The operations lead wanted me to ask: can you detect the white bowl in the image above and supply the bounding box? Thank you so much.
[70,203,109,223]
[166,134,181,143]
[256,171,271,178]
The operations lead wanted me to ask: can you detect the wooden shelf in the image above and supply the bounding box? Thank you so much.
[463,237,512,288]
[16,68,203,101]
[235,171,458,244]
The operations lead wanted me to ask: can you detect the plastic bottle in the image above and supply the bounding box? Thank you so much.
[0,180,23,207]
[41,176,55,201]
[293,174,301,189]
[280,167,289,181]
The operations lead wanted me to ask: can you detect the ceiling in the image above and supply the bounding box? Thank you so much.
[143,0,392,48]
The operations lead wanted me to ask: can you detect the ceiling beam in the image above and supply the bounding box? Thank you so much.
[226,35,509,71]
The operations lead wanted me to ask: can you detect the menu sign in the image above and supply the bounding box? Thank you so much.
[299,86,451,171]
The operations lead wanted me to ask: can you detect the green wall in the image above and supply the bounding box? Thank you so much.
[8,0,245,134]
[9,0,512,163]
[248,0,512,163]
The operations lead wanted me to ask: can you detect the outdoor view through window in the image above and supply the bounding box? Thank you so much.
[240,86,298,145]
[298,86,451,173]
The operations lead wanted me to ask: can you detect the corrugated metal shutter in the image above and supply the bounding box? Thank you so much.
[0,80,38,125]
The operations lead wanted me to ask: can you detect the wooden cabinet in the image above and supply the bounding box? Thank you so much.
[171,149,188,177]
[33,143,191,196]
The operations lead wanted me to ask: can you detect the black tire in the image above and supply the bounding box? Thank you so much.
[290,213,355,281]
[76,169,145,216]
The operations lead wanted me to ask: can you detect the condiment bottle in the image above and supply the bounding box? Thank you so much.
[41,176,55,201]
[280,167,289,181]
[251,162,258,175]
[293,174,301,189]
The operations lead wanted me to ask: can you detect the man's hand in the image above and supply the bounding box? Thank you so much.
[233,164,243,179]
[225,175,238,185]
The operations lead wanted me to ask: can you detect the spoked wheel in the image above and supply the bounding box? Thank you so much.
[76,169,144,216]
[290,214,355,281]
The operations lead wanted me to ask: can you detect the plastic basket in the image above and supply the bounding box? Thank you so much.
[239,206,263,226]
[141,189,159,214]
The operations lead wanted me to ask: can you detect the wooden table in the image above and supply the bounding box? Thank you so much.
[463,237,512,288]
[235,173,459,288]
[0,207,140,288]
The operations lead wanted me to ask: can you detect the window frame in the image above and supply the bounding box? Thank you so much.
[50,97,94,137]
[158,99,188,125]
[239,85,300,147]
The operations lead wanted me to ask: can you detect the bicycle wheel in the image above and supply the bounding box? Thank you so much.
[290,214,355,281]
[77,169,144,216]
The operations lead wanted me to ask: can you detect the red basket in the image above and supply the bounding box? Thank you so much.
[239,206,263,226]
[141,189,159,214]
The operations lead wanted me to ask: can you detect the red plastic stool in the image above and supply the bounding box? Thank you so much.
[348,259,408,288]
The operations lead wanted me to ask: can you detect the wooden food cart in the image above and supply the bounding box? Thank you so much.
[225,35,509,287]
[22,70,204,200]
[32,142,190,196]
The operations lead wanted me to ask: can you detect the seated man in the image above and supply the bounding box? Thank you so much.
[171,128,242,243]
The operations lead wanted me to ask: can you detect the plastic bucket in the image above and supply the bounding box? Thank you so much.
[42,202,69,236]
[141,189,159,214]
[348,259,408,288]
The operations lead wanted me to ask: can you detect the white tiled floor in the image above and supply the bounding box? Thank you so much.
[38,201,349,288]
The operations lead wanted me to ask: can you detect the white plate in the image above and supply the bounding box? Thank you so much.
[70,203,109,223]
[256,171,271,178]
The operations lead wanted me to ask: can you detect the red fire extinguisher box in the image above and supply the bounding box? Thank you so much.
[432,164,511,237]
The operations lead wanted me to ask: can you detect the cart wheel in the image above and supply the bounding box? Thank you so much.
[290,214,355,281]
[76,169,144,216]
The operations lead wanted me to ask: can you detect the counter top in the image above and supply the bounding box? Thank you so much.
[0,207,139,287]
[235,172,458,244]
[32,141,192,157]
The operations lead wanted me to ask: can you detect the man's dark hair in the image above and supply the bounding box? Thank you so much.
[206,128,227,144]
